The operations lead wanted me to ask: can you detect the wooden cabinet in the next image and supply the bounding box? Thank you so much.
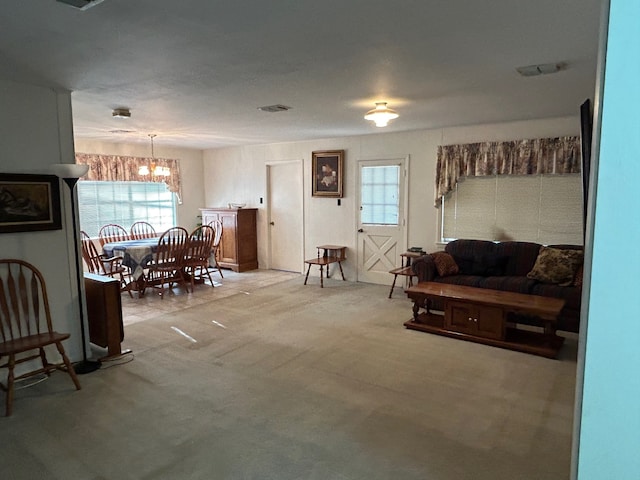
[446,301,504,340]
[200,207,258,272]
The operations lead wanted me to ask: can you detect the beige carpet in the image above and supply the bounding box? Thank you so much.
[1,271,578,480]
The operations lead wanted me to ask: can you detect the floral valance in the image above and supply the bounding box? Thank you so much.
[75,153,182,201]
[434,136,581,206]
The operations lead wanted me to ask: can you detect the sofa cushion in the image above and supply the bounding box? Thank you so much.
[530,283,582,311]
[475,276,537,294]
[445,240,497,263]
[453,253,509,276]
[431,252,459,277]
[527,246,584,286]
[494,241,543,276]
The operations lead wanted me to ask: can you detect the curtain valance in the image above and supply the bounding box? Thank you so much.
[434,136,581,207]
[75,153,182,200]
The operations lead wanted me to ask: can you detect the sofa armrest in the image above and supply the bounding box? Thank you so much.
[411,254,437,282]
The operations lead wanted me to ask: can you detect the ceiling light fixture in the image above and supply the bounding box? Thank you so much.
[112,108,131,119]
[364,102,399,127]
[516,62,567,77]
[56,0,106,10]
[139,134,170,178]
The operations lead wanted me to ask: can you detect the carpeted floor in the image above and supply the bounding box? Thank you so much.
[1,271,578,479]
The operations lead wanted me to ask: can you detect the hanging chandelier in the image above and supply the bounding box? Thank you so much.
[139,134,171,178]
[364,102,399,127]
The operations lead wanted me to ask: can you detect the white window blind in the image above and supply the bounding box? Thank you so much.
[78,181,176,237]
[442,174,583,245]
[360,165,400,225]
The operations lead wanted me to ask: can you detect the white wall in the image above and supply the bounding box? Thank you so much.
[202,116,580,280]
[0,79,83,362]
[73,139,205,232]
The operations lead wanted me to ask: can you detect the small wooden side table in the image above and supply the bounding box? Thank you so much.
[388,251,422,298]
[304,245,347,288]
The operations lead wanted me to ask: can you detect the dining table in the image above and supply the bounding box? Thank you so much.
[103,237,160,295]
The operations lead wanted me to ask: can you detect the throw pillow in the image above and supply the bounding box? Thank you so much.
[526,247,584,286]
[431,252,459,277]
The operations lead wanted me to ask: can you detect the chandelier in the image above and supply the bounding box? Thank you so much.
[139,134,171,177]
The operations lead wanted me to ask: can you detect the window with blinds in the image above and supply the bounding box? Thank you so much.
[441,174,583,245]
[360,165,400,225]
[78,181,176,237]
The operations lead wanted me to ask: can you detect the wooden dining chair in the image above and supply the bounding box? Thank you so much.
[130,221,157,240]
[81,231,132,298]
[184,225,216,290]
[145,227,190,298]
[0,259,81,416]
[208,219,224,278]
[98,223,129,247]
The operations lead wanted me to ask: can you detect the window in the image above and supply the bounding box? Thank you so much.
[360,165,400,225]
[78,181,176,237]
[441,174,583,245]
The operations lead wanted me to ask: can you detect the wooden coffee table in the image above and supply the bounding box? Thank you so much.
[404,282,565,358]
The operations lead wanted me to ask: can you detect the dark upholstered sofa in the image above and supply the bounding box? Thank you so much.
[411,239,583,333]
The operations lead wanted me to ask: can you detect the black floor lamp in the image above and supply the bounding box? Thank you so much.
[51,163,101,374]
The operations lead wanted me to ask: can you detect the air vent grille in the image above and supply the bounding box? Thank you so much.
[257,104,292,113]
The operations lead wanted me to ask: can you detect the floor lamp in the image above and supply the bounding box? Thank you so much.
[51,163,101,374]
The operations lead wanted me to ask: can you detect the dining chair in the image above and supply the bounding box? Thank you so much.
[0,259,81,416]
[81,231,133,298]
[208,219,224,278]
[145,227,190,298]
[98,223,129,247]
[184,225,216,290]
[130,221,157,240]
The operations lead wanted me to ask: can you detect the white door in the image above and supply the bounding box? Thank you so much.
[267,160,304,272]
[356,157,408,284]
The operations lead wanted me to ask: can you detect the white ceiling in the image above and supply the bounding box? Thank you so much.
[0,0,603,150]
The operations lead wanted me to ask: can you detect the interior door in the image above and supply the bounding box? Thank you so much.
[267,160,304,272]
[356,157,408,284]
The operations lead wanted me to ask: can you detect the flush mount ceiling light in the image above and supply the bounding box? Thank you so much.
[257,104,292,113]
[516,62,567,77]
[364,102,399,127]
[112,108,131,119]
[56,0,106,11]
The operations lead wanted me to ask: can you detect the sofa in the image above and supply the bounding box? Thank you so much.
[411,239,583,333]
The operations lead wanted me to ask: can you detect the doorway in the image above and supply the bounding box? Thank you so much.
[356,157,408,284]
[266,160,304,272]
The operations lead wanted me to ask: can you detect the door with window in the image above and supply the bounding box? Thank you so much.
[356,157,408,284]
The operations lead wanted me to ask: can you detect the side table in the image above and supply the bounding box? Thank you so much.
[304,245,347,288]
[388,251,422,298]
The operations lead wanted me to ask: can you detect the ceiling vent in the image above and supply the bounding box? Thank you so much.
[56,0,106,11]
[516,62,567,77]
[257,104,292,113]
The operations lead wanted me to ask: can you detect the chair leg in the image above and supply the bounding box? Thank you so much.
[6,354,15,416]
[55,341,81,391]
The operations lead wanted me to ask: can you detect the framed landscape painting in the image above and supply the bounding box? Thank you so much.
[0,173,61,233]
[312,150,344,198]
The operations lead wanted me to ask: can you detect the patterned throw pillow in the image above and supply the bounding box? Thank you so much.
[527,247,584,286]
[431,252,459,277]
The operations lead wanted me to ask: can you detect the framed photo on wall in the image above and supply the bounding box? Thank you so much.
[0,173,62,233]
[312,150,344,198]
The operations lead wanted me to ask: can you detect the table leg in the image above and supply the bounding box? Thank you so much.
[389,274,398,299]
[304,263,312,285]
[337,261,345,281]
[320,265,324,288]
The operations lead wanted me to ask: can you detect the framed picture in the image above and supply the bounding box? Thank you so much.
[0,173,62,233]
[312,150,344,198]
